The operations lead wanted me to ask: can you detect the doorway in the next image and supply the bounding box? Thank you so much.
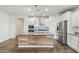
[16,18,24,35]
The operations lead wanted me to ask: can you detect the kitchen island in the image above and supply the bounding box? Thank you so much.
[17,33,54,51]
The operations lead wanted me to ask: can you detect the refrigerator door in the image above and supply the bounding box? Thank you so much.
[63,20,67,45]
[57,20,67,45]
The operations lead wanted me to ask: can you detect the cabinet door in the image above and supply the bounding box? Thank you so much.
[67,35,70,45]
[72,36,79,52]
[67,19,73,33]
[77,39,79,52]
[67,35,72,47]
[67,35,79,52]
[75,11,79,26]
[74,37,79,52]
[71,36,77,49]
[71,13,77,27]
[71,11,79,27]
[76,16,79,26]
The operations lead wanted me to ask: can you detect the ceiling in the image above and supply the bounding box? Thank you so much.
[0,5,78,16]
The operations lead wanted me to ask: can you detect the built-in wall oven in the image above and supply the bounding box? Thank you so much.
[28,25,34,32]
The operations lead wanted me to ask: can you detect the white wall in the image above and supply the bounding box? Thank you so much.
[16,19,24,35]
[0,10,18,42]
[71,8,79,33]
[49,16,57,34]
[0,10,10,42]
[10,15,25,35]
[9,16,16,38]
[24,16,29,33]
[49,15,61,39]
[0,13,25,42]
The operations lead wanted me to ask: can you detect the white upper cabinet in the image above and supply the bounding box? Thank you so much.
[28,17,38,25]
[28,16,49,26]
[71,11,79,27]
[71,13,76,27]
[38,17,49,26]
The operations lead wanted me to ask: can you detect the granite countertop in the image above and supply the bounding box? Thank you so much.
[57,32,79,37]
[67,33,79,37]
[19,32,53,36]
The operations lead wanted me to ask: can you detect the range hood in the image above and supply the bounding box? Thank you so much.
[35,22,49,32]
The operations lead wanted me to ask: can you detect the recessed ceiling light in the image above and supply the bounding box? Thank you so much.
[43,14,46,16]
[45,8,48,11]
[27,8,31,11]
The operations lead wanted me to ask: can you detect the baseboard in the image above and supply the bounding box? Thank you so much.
[9,35,16,38]
[0,35,16,43]
[67,44,78,53]
[0,37,10,43]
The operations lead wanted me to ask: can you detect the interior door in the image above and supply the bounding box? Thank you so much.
[16,19,24,35]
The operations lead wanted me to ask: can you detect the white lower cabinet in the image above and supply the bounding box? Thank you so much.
[67,35,79,52]
[67,35,72,47]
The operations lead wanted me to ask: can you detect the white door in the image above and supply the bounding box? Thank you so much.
[16,19,24,35]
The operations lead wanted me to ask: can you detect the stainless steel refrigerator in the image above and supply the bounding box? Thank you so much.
[56,20,67,45]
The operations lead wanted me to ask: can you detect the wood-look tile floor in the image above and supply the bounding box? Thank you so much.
[0,36,76,53]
